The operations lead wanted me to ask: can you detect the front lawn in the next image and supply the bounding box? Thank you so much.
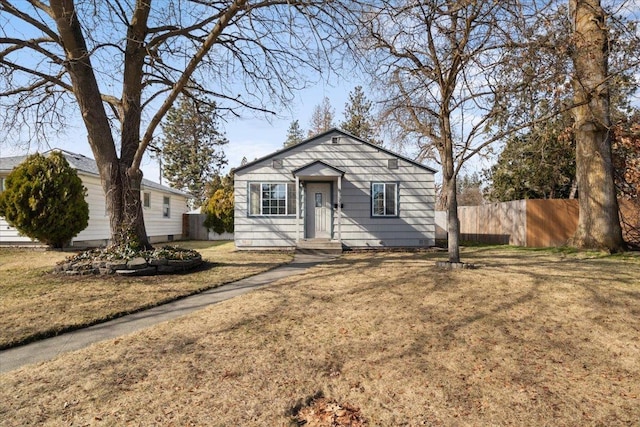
[1,247,639,425]
[0,241,292,349]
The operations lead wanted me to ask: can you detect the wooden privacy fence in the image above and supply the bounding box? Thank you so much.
[441,199,639,247]
[456,199,578,247]
[182,213,234,241]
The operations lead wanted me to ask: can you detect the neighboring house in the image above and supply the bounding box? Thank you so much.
[234,128,436,250]
[0,149,190,247]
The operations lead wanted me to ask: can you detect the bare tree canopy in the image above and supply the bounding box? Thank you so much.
[307,96,336,137]
[0,0,350,248]
[354,0,542,262]
[354,0,639,258]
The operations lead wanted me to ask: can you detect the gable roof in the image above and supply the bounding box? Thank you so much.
[292,160,346,177]
[0,149,189,197]
[234,128,437,174]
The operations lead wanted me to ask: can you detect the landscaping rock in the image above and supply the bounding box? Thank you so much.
[106,261,128,271]
[126,257,149,270]
[115,266,157,276]
[435,261,477,269]
[168,257,203,271]
[157,264,176,274]
[55,245,203,276]
[55,263,69,272]
[92,261,107,269]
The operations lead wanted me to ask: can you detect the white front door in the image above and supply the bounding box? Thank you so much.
[305,183,331,239]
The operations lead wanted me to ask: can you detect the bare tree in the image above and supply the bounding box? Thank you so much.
[0,0,347,248]
[568,0,625,252]
[355,1,542,263]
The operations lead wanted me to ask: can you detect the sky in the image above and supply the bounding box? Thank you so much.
[2,1,639,192]
[217,78,357,175]
[0,75,361,185]
[0,0,364,184]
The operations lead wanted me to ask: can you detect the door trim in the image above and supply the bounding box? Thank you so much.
[305,182,332,239]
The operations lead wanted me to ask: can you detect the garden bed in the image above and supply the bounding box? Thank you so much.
[55,245,203,275]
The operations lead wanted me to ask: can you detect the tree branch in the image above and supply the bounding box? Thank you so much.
[134,0,249,170]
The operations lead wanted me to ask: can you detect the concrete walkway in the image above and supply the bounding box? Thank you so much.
[0,253,337,374]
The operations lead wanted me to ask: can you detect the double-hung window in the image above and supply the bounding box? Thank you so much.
[143,191,151,209]
[163,196,171,218]
[372,183,398,217]
[249,182,296,216]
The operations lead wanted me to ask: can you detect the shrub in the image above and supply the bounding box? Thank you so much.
[0,152,89,248]
[203,188,234,235]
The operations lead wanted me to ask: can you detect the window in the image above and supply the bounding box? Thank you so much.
[372,183,398,217]
[0,177,4,193]
[163,196,170,218]
[143,192,151,208]
[249,182,297,216]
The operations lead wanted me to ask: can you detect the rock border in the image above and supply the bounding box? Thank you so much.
[55,254,203,276]
[435,261,478,269]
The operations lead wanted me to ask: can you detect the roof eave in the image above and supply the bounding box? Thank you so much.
[234,127,437,174]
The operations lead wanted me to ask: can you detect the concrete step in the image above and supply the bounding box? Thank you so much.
[295,240,343,255]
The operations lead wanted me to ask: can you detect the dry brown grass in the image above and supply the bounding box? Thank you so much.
[0,241,291,349]
[1,247,639,426]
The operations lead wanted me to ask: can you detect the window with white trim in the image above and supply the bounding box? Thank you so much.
[372,183,398,217]
[249,182,297,216]
[163,196,171,218]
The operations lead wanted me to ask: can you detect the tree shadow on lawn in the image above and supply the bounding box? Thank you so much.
[232,249,638,359]
[285,254,635,422]
[60,248,639,425]
[0,259,290,350]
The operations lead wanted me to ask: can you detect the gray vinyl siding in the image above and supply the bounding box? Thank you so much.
[234,130,436,249]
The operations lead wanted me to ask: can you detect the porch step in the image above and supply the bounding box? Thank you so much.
[295,239,343,255]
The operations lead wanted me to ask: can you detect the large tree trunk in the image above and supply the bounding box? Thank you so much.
[440,113,461,263]
[105,161,150,249]
[443,171,461,263]
[569,0,625,252]
[51,0,150,248]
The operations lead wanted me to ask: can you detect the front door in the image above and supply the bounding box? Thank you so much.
[305,183,331,239]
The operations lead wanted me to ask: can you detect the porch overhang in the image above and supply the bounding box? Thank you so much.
[291,160,345,181]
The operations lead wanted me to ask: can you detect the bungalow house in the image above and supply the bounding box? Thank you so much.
[234,128,436,250]
[0,149,190,247]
